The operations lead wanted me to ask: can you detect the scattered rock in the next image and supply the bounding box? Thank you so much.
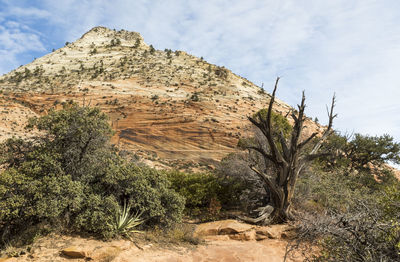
[229,230,256,241]
[256,224,289,239]
[194,220,295,243]
[194,219,254,237]
[256,228,279,239]
[255,233,268,241]
[61,246,87,258]
[4,225,302,262]
[201,235,231,241]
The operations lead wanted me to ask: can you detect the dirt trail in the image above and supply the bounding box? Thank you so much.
[2,221,302,262]
[118,239,299,262]
[3,237,299,262]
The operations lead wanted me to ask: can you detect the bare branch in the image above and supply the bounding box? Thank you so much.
[250,166,280,196]
[248,77,284,164]
[263,77,283,162]
[303,152,331,162]
[309,93,337,155]
[284,109,291,118]
[279,131,290,159]
[247,146,277,165]
[244,79,336,224]
[298,132,318,149]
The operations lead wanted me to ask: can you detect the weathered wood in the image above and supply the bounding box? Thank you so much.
[245,77,336,224]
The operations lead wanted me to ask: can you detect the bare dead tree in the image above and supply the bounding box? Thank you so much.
[242,77,336,224]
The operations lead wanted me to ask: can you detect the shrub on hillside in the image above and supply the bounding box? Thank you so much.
[285,125,400,261]
[319,132,400,171]
[288,164,400,262]
[0,103,184,244]
[165,170,244,217]
[215,152,269,212]
[291,188,400,262]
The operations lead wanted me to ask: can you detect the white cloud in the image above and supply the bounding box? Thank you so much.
[0,2,48,73]
[7,6,50,19]
[0,21,45,72]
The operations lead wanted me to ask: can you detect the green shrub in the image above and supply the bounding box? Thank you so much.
[291,165,400,261]
[73,194,119,239]
[238,109,292,160]
[0,104,185,244]
[294,163,399,214]
[166,171,220,209]
[254,108,292,139]
[100,164,185,227]
[0,162,185,240]
[319,132,400,171]
[165,170,244,216]
[26,102,115,181]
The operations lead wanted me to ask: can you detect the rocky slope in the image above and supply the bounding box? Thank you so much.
[0,26,322,168]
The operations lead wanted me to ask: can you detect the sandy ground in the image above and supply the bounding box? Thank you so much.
[3,234,301,262]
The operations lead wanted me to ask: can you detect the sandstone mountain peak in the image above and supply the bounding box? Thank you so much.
[78,26,146,47]
[0,27,322,169]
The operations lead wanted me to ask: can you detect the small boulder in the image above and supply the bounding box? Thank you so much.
[201,235,231,241]
[61,246,87,258]
[255,233,268,241]
[194,220,254,237]
[256,228,279,239]
[218,220,253,235]
[229,230,256,241]
[256,224,290,239]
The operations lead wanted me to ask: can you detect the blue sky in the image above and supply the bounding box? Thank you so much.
[1,0,400,142]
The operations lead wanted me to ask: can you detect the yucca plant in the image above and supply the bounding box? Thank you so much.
[112,200,144,238]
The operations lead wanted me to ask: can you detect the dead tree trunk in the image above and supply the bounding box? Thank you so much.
[243,77,336,224]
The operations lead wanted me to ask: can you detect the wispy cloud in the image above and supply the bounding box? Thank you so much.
[1,0,400,140]
[0,22,45,72]
[0,1,48,72]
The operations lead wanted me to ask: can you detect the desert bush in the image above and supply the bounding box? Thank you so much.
[295,168,372,213]
[166,171,219,210]
[254,108,292,138]
[72,194,120,239]
[283,124,400,261]
[165,170,244,216]
[0,137,34,169]
[287,163,400,262]
[290,194,400,262]
[216,152,268,212]
[143,223,201,246]
[319,132,400,171]
[0,104,184,245]
[149,45,155,54]
[101,164,185,227]
[25,102,115,182]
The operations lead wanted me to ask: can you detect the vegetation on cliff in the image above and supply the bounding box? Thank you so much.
[0,103,185,244]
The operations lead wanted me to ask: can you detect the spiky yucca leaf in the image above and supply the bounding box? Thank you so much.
[113,200,144,237]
